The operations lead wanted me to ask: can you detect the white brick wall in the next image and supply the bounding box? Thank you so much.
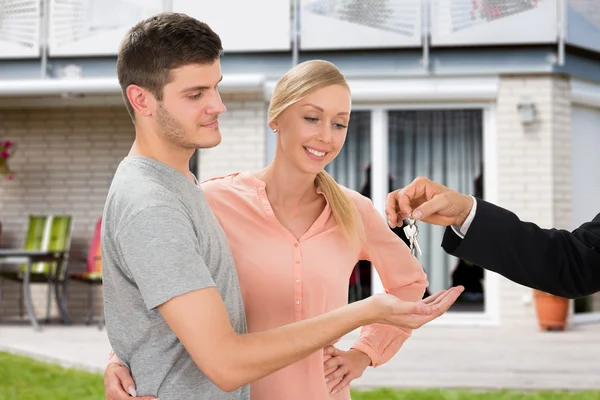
[551,78,573,232]
[0,93,266,324]
[495,75,572,328]
[199,92,267,181]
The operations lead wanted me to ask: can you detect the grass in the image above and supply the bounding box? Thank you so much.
[351,388,600,400]
[1,352,599,400]
[0,352,104,400]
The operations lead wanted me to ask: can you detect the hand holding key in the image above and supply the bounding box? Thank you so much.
[386,176,473,229]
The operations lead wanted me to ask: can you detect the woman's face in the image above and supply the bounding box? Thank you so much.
[271,84,351,175]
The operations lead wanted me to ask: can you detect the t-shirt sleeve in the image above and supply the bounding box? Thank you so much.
[116,206,216,310]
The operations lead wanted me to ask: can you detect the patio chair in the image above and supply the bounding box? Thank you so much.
[0,215,73,328]
[0,215,48,319]
[62,218,104,329]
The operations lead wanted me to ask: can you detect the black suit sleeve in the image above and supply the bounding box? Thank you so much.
[441,198,600,298]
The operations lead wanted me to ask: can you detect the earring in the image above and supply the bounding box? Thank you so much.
[273,129,278,134]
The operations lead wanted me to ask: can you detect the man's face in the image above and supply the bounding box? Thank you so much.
[155,60,226,149]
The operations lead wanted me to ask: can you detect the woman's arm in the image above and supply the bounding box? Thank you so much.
[350,199,429,367]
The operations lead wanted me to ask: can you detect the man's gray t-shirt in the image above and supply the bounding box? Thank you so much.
[102,156,249,399]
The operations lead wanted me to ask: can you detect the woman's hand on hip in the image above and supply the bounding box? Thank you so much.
[323,346,371,395]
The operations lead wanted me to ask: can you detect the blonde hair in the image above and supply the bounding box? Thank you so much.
[268,60,364,248]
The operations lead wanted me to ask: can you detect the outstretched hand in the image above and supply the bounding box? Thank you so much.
[322,287,463,394]
[370,286,464,330]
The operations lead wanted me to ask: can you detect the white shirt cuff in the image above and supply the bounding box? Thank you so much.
[451,196,477,239]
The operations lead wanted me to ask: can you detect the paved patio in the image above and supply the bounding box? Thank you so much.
[1,322,599,391]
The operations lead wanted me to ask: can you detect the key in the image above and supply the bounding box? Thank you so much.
[403,218,423,257]
[403,220,417,255]
[412,227,423,256]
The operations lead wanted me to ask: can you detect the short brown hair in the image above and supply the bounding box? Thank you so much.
[117,12,223,123]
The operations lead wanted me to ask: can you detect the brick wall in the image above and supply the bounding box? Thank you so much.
[551,78,573,232]
[0,93,266,323]
[199,92,267,181]
[0,107,133,323]
[495,74,572,328]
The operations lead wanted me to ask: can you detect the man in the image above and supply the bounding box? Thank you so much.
[386,176,600,299]
[102,13,463,399]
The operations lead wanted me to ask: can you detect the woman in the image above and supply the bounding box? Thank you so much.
[106,60,428,399]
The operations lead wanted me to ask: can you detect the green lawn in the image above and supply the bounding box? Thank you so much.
[1,352,599,400]
[351,389,600,400]
[0,352,105,400]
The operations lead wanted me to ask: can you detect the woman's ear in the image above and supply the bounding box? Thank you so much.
[268,121,279,133]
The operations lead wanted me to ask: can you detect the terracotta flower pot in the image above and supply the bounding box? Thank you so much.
[533,290,570,331]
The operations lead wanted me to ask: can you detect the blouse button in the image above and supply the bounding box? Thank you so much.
[294,243,299,248]
[296,300,300,305]
[296,279,300,284]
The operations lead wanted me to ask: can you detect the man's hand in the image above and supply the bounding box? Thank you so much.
[104,362,156,400]
[369,286,464,329]
[318,288,463,394]
[385,176,473,229]
[323,347,371,395]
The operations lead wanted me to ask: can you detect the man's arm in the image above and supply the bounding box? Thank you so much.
[159,287,450,392]
[117,206,463,394]
[442,198,600,299]
[386,176,600,299]
[159,287,370,392]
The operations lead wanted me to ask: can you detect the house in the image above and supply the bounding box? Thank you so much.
[0,0,599,327]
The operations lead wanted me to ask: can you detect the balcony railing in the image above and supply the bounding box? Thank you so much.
[0,0,599,60]
[300,0,423,50]
[0,0,41,59]
[48,0,165,56]
[430,0,558,46]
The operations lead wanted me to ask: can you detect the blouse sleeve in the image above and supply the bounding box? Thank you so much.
[350,201,428,367]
